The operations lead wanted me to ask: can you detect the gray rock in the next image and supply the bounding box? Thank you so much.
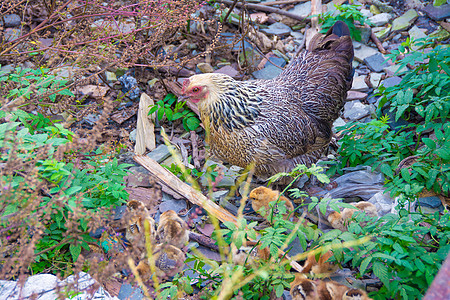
[409,26,427,50]
[381,76,402,88]
[146,144,171,163]
[129,128,137,142]
[197,62,214,73]
[3,14,21,27]
[392,9,419,31]
[113,205,127,220]
[347,91,368,101]
[423,3,450,21]
[368,191,393,216]
[364,53,390,72]
[0,272,117,300]
[368,13,393,26]
[4,28,21,42]
[252,62,283,79]
[370,72,383,88]
[351,76,369,92]
[383,64,408,76]
[159,193,187,213]
[374,26,392,40]
[200,160,242,188]
[290,31,304,41]
[429,26,450,41]
[118,283,144,300]
[332,117,346,132]
[261,22,291,37]
[0,64,15,74]
[215,65,239,78]
[344,100,371,120]
[288,1,312,18]
[360,9,374,18]
[358,26,372,44]
[418,196,443,208]
[353,42,379,62]
[212,190,229,201]
[105,71,117,82]
[83,113,100,126]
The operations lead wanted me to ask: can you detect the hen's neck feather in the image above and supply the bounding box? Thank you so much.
[200,78,262,131]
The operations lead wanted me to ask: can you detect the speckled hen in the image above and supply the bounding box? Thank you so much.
[181,21,354,179]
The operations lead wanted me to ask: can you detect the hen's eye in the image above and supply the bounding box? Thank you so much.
[192,87,200,93]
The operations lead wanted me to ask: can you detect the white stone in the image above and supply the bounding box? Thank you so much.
[351,76,369,92]
[288,2,312,18]
[353,42,379,62]
[369,13,393,26]
[360,9,373,18]
[370,73,383,88]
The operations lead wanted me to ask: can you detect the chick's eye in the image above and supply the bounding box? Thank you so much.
[192,87,200,93]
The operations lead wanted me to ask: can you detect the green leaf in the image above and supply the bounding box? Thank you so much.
[360,256,371,275]
[423,138,436,149]
[157,108,165,120]
[65,186,83,196]
[380,164,394,179]
[69,244,82,262]
[186,117,200,131]
[435,148,450,160]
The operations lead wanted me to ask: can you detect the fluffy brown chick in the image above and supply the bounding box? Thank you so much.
[231,241,270,266]
[181,21,354,181]
[302,250,338,278]
[249,186,294,221]
[290,274,319,300]
[125,200,156,249]
[136,243,186,282]
[342,288,373,300]
[156,210,189,248]
[328,201,378,232]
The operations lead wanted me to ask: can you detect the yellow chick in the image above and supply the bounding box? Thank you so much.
[302,250,338,278]
[328,201,378,232]
[125,200,156,250]
[249,186,295,221]
[156,210,189,248]
[136,243,186,282]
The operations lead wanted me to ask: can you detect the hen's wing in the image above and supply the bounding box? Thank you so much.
[254,21,354,159]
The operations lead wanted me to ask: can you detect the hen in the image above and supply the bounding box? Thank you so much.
[181,21,354,179]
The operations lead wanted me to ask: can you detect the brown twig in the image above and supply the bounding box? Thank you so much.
[369,25,389,54]
[219,0,309,22]
[261,0,308,5]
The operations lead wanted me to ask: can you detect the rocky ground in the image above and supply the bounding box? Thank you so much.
[1,0,449,299]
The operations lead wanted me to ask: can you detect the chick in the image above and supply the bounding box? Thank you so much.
[156,210,189,248]
[343,288,373,300]
[136,243,186,282]
[328,201,378,232]
[249,186,295,221]
[302,250,338,278]
[125,200,156,249]
[231,242,270,266]
[290,274,319,300]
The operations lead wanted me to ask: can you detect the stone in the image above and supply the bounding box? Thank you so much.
[406,0,424,9]
[418,196,443,208]
[212,190,229,201]
[215,65,239,78]
[118,283,144,300]
[360,9,373,18]
[333,117,346,132]
[351,76,369,92]
[105,71,117,82]
[347,91,368,101]
[344,100,371,120]
[250,12,269,24]
[261,22,291,37]
[83,113,100,126]
[252,61,283,79]
[146,144,171,163]
[370,73,383,88]
[0,64,15,74]
[4,28,21,42]
[3,14,21,27]
[113,205,127,220]
[197,62,214,73]
[374,26,391,40]
[383,64,408,76]
[353,42,379,62]
[381,76,402,88]
[118,74,140,100]
[358,26,372,44]
[423,3,450,21]
[408,26,427,50]
[159,193,187,214]
[370,5,381,15]
[0,272,118,300]
[391,9,419,31]
[364,53,390,72]
[200,160,242,188]
[368,13,393,26]
[288,1,312,18]
[372,0,394,12]
[129,128,137,142]
[429,27,450,41]
[290,31,304,41]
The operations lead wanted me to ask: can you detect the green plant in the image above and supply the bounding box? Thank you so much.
[149,93,201,131]
[320,210,450,300]
[0,109,131,275]
[0,66,75,102]
[317,4,373,41]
